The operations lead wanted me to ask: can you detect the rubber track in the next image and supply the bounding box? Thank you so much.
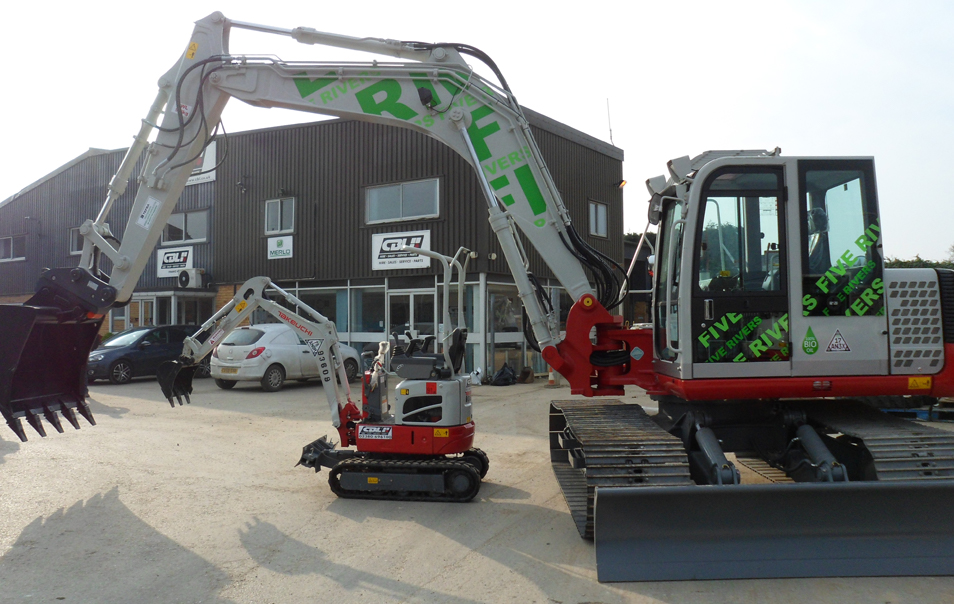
[329,457,481,502]
[800,399,954,481]
[463,447,490,479]
[550,400,692,539]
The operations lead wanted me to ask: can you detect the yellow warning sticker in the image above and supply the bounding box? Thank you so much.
[367,477,379,484]
[400,389,410,395]
[186,42,199,59]
[235,300,247,313]
[908,376,932,390]
[433,428,449,438]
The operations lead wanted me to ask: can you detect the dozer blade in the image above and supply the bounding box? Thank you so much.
[594,481,954,582]
[157,360,196,407]
[0,303,101,441]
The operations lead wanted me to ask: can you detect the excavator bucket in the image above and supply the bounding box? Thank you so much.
[157,360,196,407]
[0,303,101,441]
[594,481,954,582]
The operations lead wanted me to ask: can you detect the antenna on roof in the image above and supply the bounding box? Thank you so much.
[606,99,615,146]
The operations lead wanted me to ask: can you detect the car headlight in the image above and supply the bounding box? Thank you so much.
[89,354,104,362]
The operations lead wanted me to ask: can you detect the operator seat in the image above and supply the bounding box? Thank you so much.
[390,328,469,379]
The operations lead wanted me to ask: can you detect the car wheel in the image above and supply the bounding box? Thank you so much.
[214,379,236,390]
[109,360,133,385]
[261,364,285,392]
[344,358,359,382]
[194,357,212,379]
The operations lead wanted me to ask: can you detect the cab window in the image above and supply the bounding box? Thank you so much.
[799,160,883,317]
[697,169,784,294]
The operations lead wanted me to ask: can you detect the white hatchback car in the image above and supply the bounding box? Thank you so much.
[210,323,362,392]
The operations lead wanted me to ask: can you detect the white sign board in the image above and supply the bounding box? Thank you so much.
[268,235,294,260]
[186,140,216,186]
[157,246,194,278]
[372,230,430,270]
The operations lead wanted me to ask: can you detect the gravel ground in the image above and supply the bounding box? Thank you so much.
[1,377,952,604]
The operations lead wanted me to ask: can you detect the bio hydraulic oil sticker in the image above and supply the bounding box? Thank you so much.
[802,327,819,355]
[803,219,884,317]
[695,312,790,363]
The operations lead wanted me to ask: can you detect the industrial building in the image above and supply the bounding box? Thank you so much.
[0,109,623,376]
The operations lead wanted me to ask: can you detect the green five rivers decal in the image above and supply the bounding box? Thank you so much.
[293,70,548,227]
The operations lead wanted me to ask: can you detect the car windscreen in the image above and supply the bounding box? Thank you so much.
[220,329,265,346]
[102,329,150,348]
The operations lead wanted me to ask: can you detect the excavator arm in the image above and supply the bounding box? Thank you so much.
[1,11,623,441]
[155,277,355,433]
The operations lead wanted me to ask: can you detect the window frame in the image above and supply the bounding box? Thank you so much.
[69,227,84,255]
[265,197,296,235]
[365,178,440,225]
[0,234,26,262]
[797,159,882,318]
[588,201,609,238]
[692,166,787,297]
[161,210,209,245]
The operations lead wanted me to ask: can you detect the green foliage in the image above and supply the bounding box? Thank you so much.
[624,231,656,244]
[884,255,954,269]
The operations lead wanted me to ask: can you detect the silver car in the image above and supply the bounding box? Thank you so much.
[210,324,361,392]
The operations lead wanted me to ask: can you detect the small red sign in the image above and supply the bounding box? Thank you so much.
[426,382,437,394]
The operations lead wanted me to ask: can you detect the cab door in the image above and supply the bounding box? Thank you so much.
[691,166,792,379]
[790,159,888,375]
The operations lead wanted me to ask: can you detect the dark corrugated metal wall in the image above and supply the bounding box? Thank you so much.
[213,117,623,288]
[214,120,487,283]
[1,111,622,299]
[0,149,214,296]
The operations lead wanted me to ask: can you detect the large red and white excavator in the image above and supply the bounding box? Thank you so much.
[2,11,953,582]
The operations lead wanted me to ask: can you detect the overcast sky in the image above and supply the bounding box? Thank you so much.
[2,1,951,259]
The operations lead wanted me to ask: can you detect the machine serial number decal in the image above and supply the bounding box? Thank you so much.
[358,425,392,440]
[136,197,162,230]
[908,377,932,390]
[433,428,449,438]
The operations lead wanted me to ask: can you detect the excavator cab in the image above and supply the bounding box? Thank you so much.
[550,152,954,580]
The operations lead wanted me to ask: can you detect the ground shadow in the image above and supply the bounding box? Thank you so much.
[238,517,484,604]
[0,432,20,463]
[0,487,236,604]
[86,394,131,420]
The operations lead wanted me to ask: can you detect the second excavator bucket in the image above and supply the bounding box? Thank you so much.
[0,303,101,441]
[157,360,197,407]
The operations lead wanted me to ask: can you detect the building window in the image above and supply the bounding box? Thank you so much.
[110,305,126,333]
[0,235,26,261]
[162,210,208,244]
[69,227,84,255]
[367,179,439,224]
[589,201,608,238]
[265,198,295,235]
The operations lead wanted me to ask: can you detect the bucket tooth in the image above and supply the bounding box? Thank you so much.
[43,405,64,433]
[6,417,28,442]
[25,411,47,438]
[59,404,81,430]
[76,400,96,426]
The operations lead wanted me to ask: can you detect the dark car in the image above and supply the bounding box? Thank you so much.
[87,325,208,385]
